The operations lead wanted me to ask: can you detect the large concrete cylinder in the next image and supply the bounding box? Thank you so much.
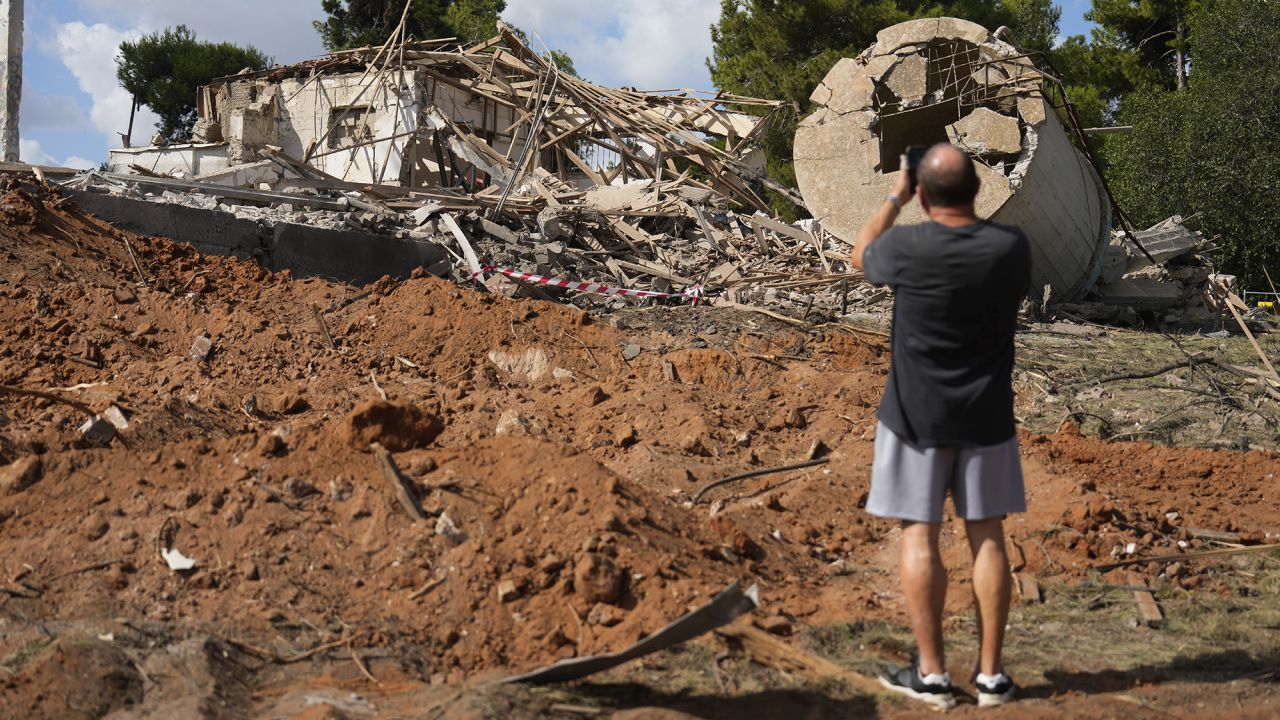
[794,18,1110,301]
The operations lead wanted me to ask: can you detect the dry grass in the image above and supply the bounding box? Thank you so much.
[1015,328,1280,450]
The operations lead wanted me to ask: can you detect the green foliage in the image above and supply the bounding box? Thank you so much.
[116,26,271,142]
[1086,0,1198,89]
[1001,0,1060,54]
[1104,0,1280,287]
[707,0,1040,216]
[314,0,504,51]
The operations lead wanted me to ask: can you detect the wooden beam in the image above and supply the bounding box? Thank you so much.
[715,621,886,697]
[1125,571,1163,628]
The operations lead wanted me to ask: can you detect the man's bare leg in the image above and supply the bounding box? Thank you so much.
[900,520,947,675]
[965,516,1011,676]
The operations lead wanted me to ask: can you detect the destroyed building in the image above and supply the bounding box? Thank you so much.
[107,26,778,207]
[82,20,1238,329]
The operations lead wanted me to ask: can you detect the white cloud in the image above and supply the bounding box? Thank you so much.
[504,0,721,90]
[53,21,161,148]
[20,93,92,134]
[76,0,327,64]
[19,139,56,166]
[19,138,97,169]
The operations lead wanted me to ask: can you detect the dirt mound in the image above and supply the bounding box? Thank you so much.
[0,636,144,719]
[341,399,444,451]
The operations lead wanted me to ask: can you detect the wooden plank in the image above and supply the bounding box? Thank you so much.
[692,205,729,258]
[479,217,520,244]
[612,259,697,286]
[1094,542,1280,572]
[1125,571,1163,628]
[561,145,606,187]
[715,621,886,697]
[1224,291,1280,381]
[440,212,484,276]
[370,443,425,521]
[1015,572,1041,604]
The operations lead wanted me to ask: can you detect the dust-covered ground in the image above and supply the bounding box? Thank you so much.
[1,177,1278,718]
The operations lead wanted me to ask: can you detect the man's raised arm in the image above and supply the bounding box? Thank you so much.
[851,169,915,270]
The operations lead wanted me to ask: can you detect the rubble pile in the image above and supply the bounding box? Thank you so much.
[1060,215,1235,327]
[78,27,892,320]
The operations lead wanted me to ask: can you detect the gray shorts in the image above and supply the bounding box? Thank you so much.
[866,422,1025,523]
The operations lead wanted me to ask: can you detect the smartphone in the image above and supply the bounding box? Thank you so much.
[902,145,927,194]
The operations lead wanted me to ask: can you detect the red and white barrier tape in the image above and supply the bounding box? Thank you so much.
[467,265,706,304]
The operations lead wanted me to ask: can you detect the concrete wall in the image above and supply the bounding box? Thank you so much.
[210,70,523,189]
[69,190,447,286]
[107,144,231,177]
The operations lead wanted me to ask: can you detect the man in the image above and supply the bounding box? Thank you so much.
[851,143,1030,709]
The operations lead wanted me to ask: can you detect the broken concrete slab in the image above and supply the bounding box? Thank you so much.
[1098,277,1184,311]
[1125,222,1207,273]
[947,107,1022,155]
[1018,95,1048,126]
[874,17,990,55]
[882,54,928,104]
[68,189,446,286]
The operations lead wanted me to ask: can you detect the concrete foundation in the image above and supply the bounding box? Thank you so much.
[69,190,447,286]
[794,17,1111,301]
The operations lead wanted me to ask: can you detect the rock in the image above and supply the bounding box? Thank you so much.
[487,347,551,383]
[81,512,110,541]
[613,424,637,448]
[79,415,117,447]
[0,455,43,494]
[574,552,624,604]
[283,477,317,498]
[496,579,519,603]
[579,385,609,407]
[825,558,853,576]
[342,400,444,452]
[946,107,1022,155]
[243,561,261,581]
[495,409,532,437]
[257,433,286,456]
[112,286,137,304]
[784,408,807,429]
[710,515,762,559]
[263,391,308,415]
[622,344,642,361]
[587,602,623,627]
[435,512,467,545]
[189,334,213,362]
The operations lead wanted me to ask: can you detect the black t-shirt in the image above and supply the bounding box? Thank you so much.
[862,220,1030,448]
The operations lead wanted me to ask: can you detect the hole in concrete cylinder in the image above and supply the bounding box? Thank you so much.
[878,102,964,172]
[874,37,1002,172]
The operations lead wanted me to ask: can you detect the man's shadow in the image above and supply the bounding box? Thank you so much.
[1020,648,1280,699]
[573,682,879,719]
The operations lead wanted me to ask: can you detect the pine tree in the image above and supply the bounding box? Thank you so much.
[117,26,271,143]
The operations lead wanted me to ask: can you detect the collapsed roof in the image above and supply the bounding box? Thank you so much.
[171,24,790,215]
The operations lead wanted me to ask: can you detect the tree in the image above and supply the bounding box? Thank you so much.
[117,26,271,144]
[1104,0,1280,288]
[1087,0,1199,90]
[708,0,1038,216]
[314,0,505,51]
[1001,0,1060,55]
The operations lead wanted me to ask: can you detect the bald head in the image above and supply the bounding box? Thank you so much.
[918,143,980,209]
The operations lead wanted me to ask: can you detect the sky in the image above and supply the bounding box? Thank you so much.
[19,0,1096,170]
